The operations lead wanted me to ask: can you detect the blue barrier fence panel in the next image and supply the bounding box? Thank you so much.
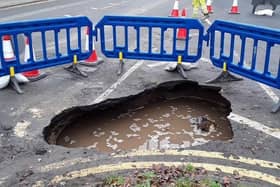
[0,16,93,77]
[95,16,204,63]
[206,20,280,89]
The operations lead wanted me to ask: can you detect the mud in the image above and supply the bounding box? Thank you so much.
[44,80,233,153]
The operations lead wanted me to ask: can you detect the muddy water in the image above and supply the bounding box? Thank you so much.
[56,98,232,153]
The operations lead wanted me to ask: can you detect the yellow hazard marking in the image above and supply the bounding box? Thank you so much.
[49,161,280,186]
[177,55,182,64]
[9,67,15,77]
[39,150,280,173]
[114,150,280,170]
[73,55,78,65]
[223,62,227,72]
[119,52,123,61]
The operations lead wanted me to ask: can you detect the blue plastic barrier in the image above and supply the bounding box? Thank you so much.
[95,16,204,63]
[206,20,280,89]
[0,16,93,77]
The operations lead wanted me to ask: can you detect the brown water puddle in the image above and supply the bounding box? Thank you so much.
[45,80,233,153]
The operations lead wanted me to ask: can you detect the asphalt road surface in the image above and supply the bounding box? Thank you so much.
[0,0,280,186]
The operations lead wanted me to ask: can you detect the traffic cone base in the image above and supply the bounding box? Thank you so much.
[22,70,47,82]
[23,70,40,78]
[80,52,104,67]
[170,10,179,17]
[23,36,47,81]
[80,26,104,67]
[229,7,240,14]
[229,0,240,14]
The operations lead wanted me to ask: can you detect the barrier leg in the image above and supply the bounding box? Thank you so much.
[64,55,87,77]
[206,62,242,83]
[271,101,280,113]
[117,52,124,75]
[9,67,23,94]
[165,56,188,79]
[177,56,188,79]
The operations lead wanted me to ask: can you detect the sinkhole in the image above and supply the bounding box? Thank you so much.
[44,80,233,153]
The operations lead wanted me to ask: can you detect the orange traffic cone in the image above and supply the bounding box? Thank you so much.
[170,0,180,17]
[2,35,15,61]
[22,37,47,81]
[177,8,188,40]
[207,0,213,13]
[2,35,28,93]
[80,27,103,66]
[229,0,240,14]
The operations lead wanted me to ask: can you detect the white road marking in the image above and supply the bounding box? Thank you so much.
[94,60,144,103]
[229,113,280,139]
[257,83,279,103]
[0,177,8,186]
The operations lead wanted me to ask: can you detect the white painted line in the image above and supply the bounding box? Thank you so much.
[0,177,8,186]
[229,113,280,139]
[94,60,144,103]
[257,83,279,103]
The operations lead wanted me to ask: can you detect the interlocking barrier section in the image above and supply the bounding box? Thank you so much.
[0,16,279,111]
[0,16,93,77]
[95,16,204,62]
[206,20,280,89]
